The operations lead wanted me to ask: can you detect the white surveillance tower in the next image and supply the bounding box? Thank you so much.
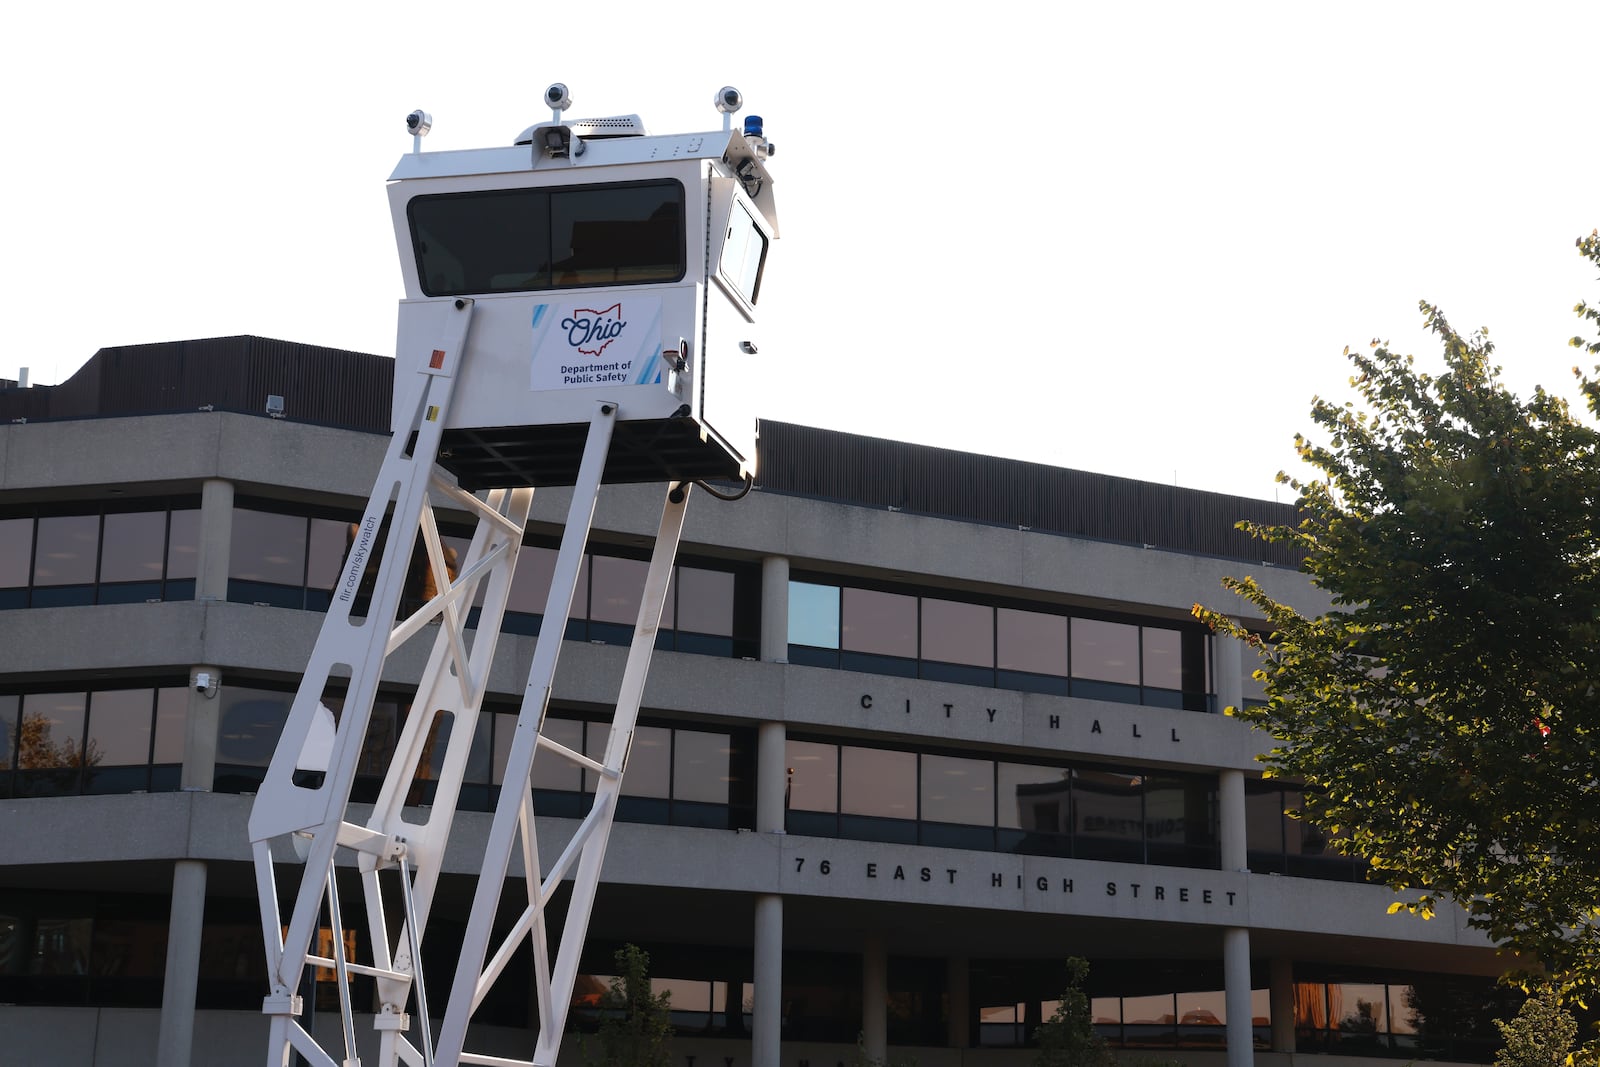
[248,83,777,1067]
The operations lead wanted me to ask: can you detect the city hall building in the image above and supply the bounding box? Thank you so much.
[1,337,1513,1065]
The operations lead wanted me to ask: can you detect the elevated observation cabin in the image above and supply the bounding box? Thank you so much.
[389,83,777,490]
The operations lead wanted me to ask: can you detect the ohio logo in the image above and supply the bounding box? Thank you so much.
[561,303,627,358]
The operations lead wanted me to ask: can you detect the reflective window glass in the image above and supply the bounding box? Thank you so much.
[1244,780,1286,856]
[617,725,670,798]
[1072,769,1144,848]
[0,518,31,587]
[675,567,734,635]
[152,688,187,764]
[673,729,730,804]
[1177,989,1226,1026]
[1332,982,1387,1033]
[86,690,153,766]
[589,555,648,625]
[1294,982,1329,1028]
[840,747,915,818]
[996,608,1068,676]
[18,692,87,767]
[919,754,993,825]
[1071,619,1140,685]
[841,589,916,657]
[507,545,558,614]
[1,693,18,769]
[997,763,1071,832]
[33,515,99,585]
[464,713,493,784]
[306,519,352,591]
[785,740,838,812]
[166,509,201,582]
[1387,986,1418,1034]
[215,688,292,768]
[229,510,308,585]
[99,513,166,584]
[788,582,840,648]
[721,199,767,303]
[1090,997,1121,1027]
[532,717,584,791]
[358,701,401,779]
[1143,774,1215,850]
[490,711,517,784]
[1142,627,1183,690]
[920,599,994,667]
[1123,993,1175,1033]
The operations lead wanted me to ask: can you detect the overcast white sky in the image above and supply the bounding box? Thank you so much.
[4,1,1596,501]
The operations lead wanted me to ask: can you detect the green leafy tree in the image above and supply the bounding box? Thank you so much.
[1493,988,1577,1067]
[582,944,674,1067]
[1195,233,1600,1006]
[1033,957,1113,1067]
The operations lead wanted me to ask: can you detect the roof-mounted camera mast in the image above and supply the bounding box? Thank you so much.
[250,82,779,1067]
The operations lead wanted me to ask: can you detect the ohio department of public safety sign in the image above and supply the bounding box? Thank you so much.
[530,295,665,389]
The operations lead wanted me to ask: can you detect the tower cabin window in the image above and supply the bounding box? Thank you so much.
[408,180,685,297]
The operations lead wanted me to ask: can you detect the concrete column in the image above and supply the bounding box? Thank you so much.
[1219,768,1247,873]
[182,667,223,791]
[156,859,207,1067]
[753,894,783,1067]
[1223,927,1252,1067]
[862,934,887,1063]
[757,721,787,833]
[195,478,234,602]
[1270,956,1295,1052]
[946,955,970,1049]
[760,555,789,663]
[1214,625,1245,712]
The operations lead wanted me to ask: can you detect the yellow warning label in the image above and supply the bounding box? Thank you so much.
[426,405,440,422]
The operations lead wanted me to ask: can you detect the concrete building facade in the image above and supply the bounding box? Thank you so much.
[0,339,1512,1066]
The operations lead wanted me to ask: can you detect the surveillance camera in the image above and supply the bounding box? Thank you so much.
[405,109,432,137]
[714,86,743,114]
[194,671,215,693]
[545,83,572,111]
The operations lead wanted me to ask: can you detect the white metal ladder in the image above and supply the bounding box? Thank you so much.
[249,296,690,1067]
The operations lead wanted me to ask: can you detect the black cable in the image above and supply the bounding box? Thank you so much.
[695,474,754,502]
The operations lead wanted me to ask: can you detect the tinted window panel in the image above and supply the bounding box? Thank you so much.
[615,725,669,798]
[1073,769,1144,856]
[0,518,31,587]
[410,181,684,296]
[841,589,916,658]
[166,510,201,582]
[508,546,558,614]
[590,555,648,625]
[1142,627,1183,690]
[86,690,153,766]
[215,688,291,768]
[996,608,1068,676]
[532,717,584,792]
[152,688,187,765]
[672,729,730,804]
[306,519,352,592]
[1071,619,1139,685]
[33,515,98,585]
[229,510,307,585]
[721,200,767,304]
[1,693,18,769]
[785,740,838,812]
[788,582,840,649]
[998,763,1071,833]
[920,754,993,826]
[920,599,994,668]
[675,568,734,636]
[99,513,166,584]
[840,747,915,819]
[18,693,87,767]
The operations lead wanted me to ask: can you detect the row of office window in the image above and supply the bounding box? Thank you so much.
[0,500,199,608]
[0,886,1520,1063]
[1,677,1347,882]
[788,579,1211,710]
[208,684,755,831]
[0,687,186,798]
[785,738,1219,868]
